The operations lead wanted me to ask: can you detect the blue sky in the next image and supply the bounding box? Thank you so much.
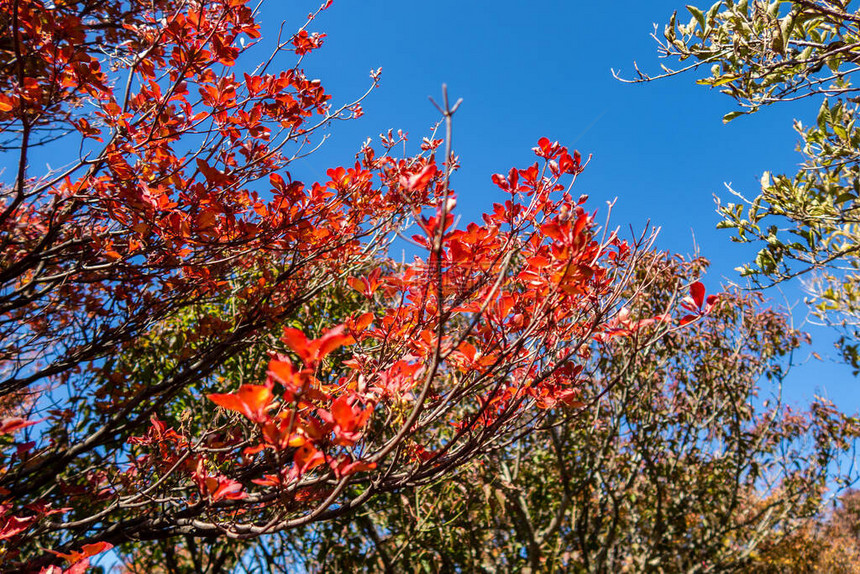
[261,1,856,410]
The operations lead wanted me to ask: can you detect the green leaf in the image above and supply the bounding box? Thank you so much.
[712,75,739,86]
[818,99,830,131]
[722,110,745,123]
[687,4,706,29]
[706,1,722,24]
[665,10,678,40]
[779,11,796,43]
[834,124,849,141]
[766,0,779,19]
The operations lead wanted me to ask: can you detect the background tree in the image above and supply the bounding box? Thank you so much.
[0,1,666,571]
[118,254,860,574]
[749,488,860,572]
[625,0,860,367]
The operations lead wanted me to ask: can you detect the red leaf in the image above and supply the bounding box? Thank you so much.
[491,173,510,191]
[282,325,353,367]
[457,341,478,363]
[267,359,298,391]
[679,314,698,326]
[527,255,552,269]
[347,276,365,295]
[519,163,539,184]
[352,312,374,333]
[541,222,564,242]
[0,514,38,540]
[330,396,355,429]
[49,541,112,566]
[270,172,286,192]
[331,456,377,477]
[0,417,36,435]
[0,94,15,112]
[532,137,559,159]
[314,326,352,360]
[400,163,437,193]
[572,213,589,238]
[281,328,311,364]
[210,478,246,501]
[690,281,706,309]
[705,294,719,311]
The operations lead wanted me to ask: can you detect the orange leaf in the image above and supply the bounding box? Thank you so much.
[0,95,14,112]
[314,326,352,361]
[527,255,551,269]
[80,542,113,558]
[347,276,366,295]
[291,443,325,479]
[331,396,355,429]
[207,385,273,423]
[353,312,374,333]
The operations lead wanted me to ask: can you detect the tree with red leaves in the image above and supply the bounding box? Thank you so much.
[0,1,674,571]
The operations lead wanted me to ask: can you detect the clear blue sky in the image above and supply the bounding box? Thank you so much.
[261,0,856,411]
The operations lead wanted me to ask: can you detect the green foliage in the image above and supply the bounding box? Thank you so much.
[635,0,860,359]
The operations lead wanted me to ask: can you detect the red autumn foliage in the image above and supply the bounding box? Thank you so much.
[679,280,719,325]
[0,1,695,571]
